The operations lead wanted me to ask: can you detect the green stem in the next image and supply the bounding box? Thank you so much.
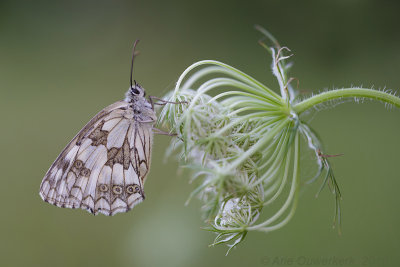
[293,88,400,115]
[227,118,289,171]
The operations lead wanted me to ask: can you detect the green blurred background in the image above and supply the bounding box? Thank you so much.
[1,0,399,266]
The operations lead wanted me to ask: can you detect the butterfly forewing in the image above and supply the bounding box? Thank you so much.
[40,90,156,216]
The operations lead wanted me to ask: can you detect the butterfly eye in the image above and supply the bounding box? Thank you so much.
[131,87,140,95]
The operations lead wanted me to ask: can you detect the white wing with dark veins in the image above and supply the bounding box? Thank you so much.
[39,100,156,216]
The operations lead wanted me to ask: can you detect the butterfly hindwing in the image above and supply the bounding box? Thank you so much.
[40,100,155,216]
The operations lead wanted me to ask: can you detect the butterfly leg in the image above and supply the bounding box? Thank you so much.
[149,96,188,109]
[153,128,184,141]
[153,127,177,136]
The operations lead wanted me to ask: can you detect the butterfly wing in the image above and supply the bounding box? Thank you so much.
[40,101,155,216]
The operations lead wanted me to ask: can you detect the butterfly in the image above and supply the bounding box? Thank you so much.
[40,40,163,216]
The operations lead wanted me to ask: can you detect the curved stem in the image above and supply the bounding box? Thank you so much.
[227,118,289,171]
[247,132,300,231]
[293,88,400,115]
[174,60,282,100]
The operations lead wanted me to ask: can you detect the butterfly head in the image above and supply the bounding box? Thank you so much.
[125,80,146,101]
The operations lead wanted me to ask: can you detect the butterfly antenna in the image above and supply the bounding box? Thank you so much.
[130,39,140,89]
